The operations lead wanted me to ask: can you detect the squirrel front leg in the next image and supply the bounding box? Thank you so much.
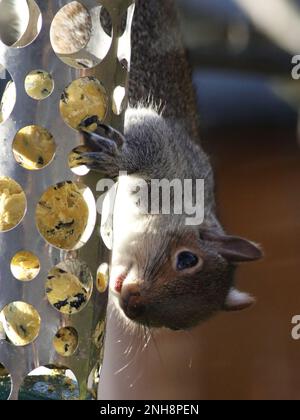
[76,108,173,180]
[76,123,125,178]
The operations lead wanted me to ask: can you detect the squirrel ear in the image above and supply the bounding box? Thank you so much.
[224,288,255,312]
[201,229,263,263]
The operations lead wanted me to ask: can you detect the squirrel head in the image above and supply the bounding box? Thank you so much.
[110,214,263,330]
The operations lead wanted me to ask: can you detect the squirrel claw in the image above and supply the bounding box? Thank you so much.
[80,122,125,151]
[77,123,125,175]
[73,151,120,175]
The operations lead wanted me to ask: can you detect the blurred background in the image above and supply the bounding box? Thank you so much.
[100,0,300,400]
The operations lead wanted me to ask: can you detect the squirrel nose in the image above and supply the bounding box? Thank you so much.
[120,283,146,320]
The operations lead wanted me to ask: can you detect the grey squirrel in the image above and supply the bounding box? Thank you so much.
[0,0,263,330]
[80,0,263,330]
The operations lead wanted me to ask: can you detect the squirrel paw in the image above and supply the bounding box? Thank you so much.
[74,123,125,175]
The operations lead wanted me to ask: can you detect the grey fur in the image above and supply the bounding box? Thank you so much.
[128,0,200,140]
[81,0,263,330]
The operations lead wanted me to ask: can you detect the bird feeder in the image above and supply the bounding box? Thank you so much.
[0,0,135,400]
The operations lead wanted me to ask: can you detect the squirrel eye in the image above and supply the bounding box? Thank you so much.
[176,252,199,271]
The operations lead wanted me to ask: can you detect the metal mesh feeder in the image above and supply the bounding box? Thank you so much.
[0,0,135,400]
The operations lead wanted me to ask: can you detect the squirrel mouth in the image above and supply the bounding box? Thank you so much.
[112,272,127,294]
